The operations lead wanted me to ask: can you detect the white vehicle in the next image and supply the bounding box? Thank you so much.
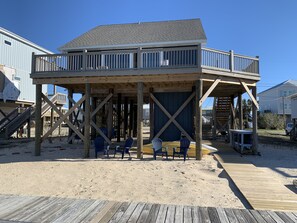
[285,123,293,135]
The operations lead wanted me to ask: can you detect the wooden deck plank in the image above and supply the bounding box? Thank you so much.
[208,207,221,223]
[109,202,130,223]
[94,201,122,223]
[127,202,145,223]
[192,206,202,222]
[165,205,175,223]
[275,211,295,223]
[224,208,239,223]
[0,196,40,219]
[155,204,167,223]
[183,206,192,223]
[144,203,160,223]
[16,197,61,222]
[36,198,78,222]
[136,203,153,223]
[215,207,230,223]
[174,205,183,223]
[285,212,297,222]
[117,202,138,223]
[232,209,248,223]
[72,200,104,223]
[0,196,33,216]
[214,154,297,212]
[78,200,107,223]
[88,201,120,223]
[267,210,286,223]
[199,207,211,223]
[240,209,258,223]
[249,210,269,223]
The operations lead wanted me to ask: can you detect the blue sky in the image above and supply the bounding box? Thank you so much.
[1,0,297,103]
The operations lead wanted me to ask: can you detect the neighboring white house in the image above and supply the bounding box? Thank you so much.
[0,27,52,119]
[291,93,297,121]
[258,80,297,122]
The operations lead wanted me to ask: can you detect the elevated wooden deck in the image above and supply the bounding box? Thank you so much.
[0,194,296,223]
[214,153,297,212]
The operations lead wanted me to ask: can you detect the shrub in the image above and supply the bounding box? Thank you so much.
[258,113,284,129]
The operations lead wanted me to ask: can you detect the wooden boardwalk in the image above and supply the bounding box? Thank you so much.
[214,153,297,212]
[0,195,296,223]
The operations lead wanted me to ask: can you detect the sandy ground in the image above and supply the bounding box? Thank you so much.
[0,138,244,208]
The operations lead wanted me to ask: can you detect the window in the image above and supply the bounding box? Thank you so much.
[4,40,11,46]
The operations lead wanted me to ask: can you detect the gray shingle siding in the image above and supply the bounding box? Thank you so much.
[59,19,207,52]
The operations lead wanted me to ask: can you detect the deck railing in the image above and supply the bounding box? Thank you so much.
[33,46,259,75]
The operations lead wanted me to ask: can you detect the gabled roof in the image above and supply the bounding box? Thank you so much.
[0,27,52,54]
[59,19,207,52]
[258,80,297,95]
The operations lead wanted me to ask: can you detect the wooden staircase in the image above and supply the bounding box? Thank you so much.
[0,93,66,139]
[214,97,232,134]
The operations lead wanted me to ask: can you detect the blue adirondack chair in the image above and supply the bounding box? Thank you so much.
[152,138,168,160]
[173,137,191,161]
[114,137,134,159]
[94,136,109,158]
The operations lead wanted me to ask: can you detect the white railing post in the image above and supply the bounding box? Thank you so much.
[82,50,87,71]
[230,50,234,72]
[256,56,260,74]
[197,44,202,68]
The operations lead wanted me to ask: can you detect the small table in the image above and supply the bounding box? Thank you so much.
[229,129,253,154]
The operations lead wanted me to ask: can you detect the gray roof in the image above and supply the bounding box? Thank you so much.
[258,80,297,95]
[59,19,207,52]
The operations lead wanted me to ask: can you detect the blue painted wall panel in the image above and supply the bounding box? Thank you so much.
[154,92,193,141]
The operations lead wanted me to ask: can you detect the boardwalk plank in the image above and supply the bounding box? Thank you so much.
[95,201,122,223]
[155,204,167,223]
[183,206,192,223]
[285,212,297,222]
[192,206,202,222]
[174,205,183,223]
[165,205,175,223]
[0,196,33,216]
[17,197,61,222]
[224,208,239,223]
[89,201,120,223]
[240,209,258,223]
[267,211,285,223]
[109,202,130,223]
[127,202,145,223]
[10,197,51,221]
[0,196,40,219]
[232,209,249,223]
[136,203,153,223]
[208,207,220,223]
[275,211,295,223]
[117,202,138,223]
[144,203,160,223]
[71,200,104,223]
[249,210,268,223]
[79,200,107,223]
[257,210,278,223]
[37,198,78,222]
[215,207,230,223]
[200,207,211,223]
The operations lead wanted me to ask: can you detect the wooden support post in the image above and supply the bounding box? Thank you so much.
[107,89,113,139]
[149,88,154,140]
[124,97,128,140]
[133,104,137,137]
[91,97,97,140]
[252,86,258,154]
[129,100,134,137]
[49,107,54,143]
[195,80,203,160]
[84,83,91,158]
[117,93,122,142]
[238,94,243,129]
[212,97,217,139]
[230,95,235,129]
[68,89,73,144]
[137,82,143,159]
[35,84,42,156]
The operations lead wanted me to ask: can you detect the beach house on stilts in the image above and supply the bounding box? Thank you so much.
[30,19,260,159]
